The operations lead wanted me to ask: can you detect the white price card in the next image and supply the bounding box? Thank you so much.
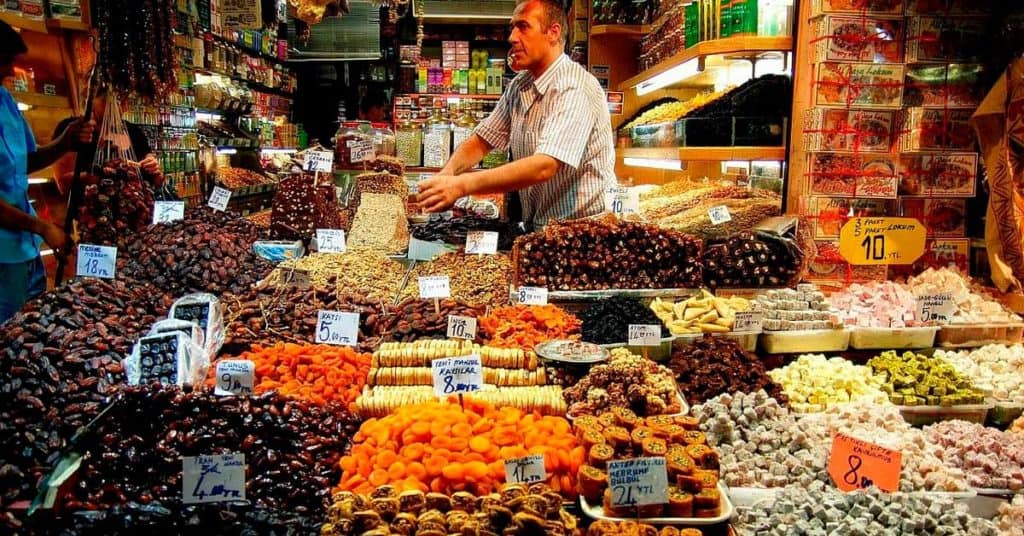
[153,201,185,224]
[504,454,547,485]
[607,457,669,507]
[315,310,360,346]
[419,276,451,299]
[349,140,375,163]
[431,354,483,397]
[76,244,116,279]
[708,205,732,225]
[465,231,499,255]
[304,150,334,173]
[447,315,478,340]
[182,454,245,504]
[733,311,764,332]
[517,286,549,305]
[214,360,255,396]
[917,293,956,323]
[604,185,640,216]
[208,186,232,212]
[628,324,662,346]
[316,229,346,253]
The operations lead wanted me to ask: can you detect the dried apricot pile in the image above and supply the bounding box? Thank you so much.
[479,305,581,351]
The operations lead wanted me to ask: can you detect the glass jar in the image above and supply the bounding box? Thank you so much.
[452,103,477,152]
[423,110,452,169]
[396,119,423,167]
[334,121,372,169]
[370,122,397,157]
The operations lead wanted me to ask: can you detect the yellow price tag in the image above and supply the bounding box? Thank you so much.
[839,217,926,265]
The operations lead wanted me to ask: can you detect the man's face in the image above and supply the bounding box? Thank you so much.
[508,1,559,73]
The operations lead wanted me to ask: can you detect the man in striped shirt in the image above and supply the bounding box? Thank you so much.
[416,0,615,227]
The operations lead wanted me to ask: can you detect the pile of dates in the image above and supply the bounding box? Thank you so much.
[412,215,519,250]
[223,278,386,354]
[0,278,173,505]
[668,335,788,405]
[52,385,358,523]
[702,231,803,289]
[78,159,155,246]
[118,214,273,296]
[515,216,703,290]
[379,298,485,343]
[578,297,669,345]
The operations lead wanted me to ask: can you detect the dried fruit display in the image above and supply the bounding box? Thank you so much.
[355,386,566,417]
[93,0,178,100]
[77,160,154,246]
[515,217,703,291]
[412,216,519,250]
[579,297,668,345]
[322,483,580,536]
[702,231,803,289]
[336,400,583,496]
[378,298,485,343]
[211,343,372,410]
[639,185,775,221]
[270,250,408,300]
[588,521,709,536]
[479,304,582,351]
[668,336,787,405]
[402,252,512,307]
[216,167,274,189]
[36,505,322,535]
[371,340,540,369]
[563,348,681,417]
[655,197,781,239]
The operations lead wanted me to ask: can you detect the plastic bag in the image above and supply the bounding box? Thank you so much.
[124,331,206,387]
[149,318,205,351]
[169,293,224,358]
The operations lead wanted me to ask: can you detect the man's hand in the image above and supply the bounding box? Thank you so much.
[138,154,164,185]
[39,222,72,261]
[61,118,96,150]
[417,174,469,213]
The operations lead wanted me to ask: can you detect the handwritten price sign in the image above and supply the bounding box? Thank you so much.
[465,231,499,255]
[431,355,483,397]
[607,457,668,507]
[733,312,764,332]
[419,276,451,299]
[839,217,926,266]
[207,186,232,212]
[316,229,346,253]
[517,286,548,305]
[304,150,334,173]
[828,433,901,492]
[628,324,661,346]
[153,201,185,224]
[447,315,477,340]
[182,454,245,504]
[708,205,732,225]
[76,244,116,279]
[214,360,255,396]
[504,454,546,485]
[604,186,639,216]
[315,310,360,346]
[917,293,956,323]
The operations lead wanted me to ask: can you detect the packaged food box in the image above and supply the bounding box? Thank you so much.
[906,17,987,63]
[849,326,939,350]
[901,198,967,238]
[806,240,889,288]
[898,153,978,197]
[811,197,889,238]
[904,64,985,108]
[803,109,894,153]
[815,63,905,109]
[48,0,83,19]
[809,153,899,199]
[810,0,904,15]
[811,15,904,63]
[898,108,976,152]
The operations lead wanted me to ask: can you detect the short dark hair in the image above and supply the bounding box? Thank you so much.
[0,20,28,57]
[518,0,567,42]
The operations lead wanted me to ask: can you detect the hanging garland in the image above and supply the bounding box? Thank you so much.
[92,0,178,101]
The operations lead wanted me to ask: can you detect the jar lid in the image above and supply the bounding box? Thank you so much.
[370,122,391,129]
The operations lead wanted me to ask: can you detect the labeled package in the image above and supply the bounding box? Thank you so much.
[811,15,904,63]
[906,0,991,15]
[810,0,904,15]
[901,198,967,237]
[905,16,987,63]
[170,293,225,358]
[815,63,905,109]
[803,109,894,153]
[904,64,985,108]
[808,153,899,199]
[898,108,975,152]
[811,197,889,238]
[124,331,206,387]
[897,153,978,197]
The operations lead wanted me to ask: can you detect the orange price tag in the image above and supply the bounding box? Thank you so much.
[839,217,926,266]
[828,433,902,492]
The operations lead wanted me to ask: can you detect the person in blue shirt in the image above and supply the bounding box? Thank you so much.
[0,21,94,323]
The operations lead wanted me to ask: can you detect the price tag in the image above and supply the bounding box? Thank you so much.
[76,244,116,279]
[839,217,926,266]
[408,237,450,261]
[316,229,346,253]
[517,286,548,305]
[607,457,669,507]
[628,324,661,346]
[604,186,640,216]
[708,205,732,225]
[447,315,478,340]
[465,231,499,255]
[153,201,185,224]
[431,354,483,397]
[208,186,232,212]
[303,150,334,173]
[917,293,956,323]
[182,454,246,504]
[349,140,375,163]
[315,310,360,346]
[418,276,451,299]
[828,433,901,492]
[214,360,255,396]
[733,312,764,332]
[504,454,547,485]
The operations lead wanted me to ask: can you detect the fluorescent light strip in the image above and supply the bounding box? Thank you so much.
[28,177,50,185]
[260,148,298,154]
[623,157,684,171]
[217,148,238,155]
[40,248,53,257]
[16,101,31,111]
[635,58,701,96]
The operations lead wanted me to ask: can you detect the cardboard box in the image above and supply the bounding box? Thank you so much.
[898,108,975,152]
[897,153,978,197]
[906,17,986,63]
[904,64,984,108]
[803,109,894,153]
[811,197,890,238]
[815,63,905,109]
[901,198,967,237]
[808,152,899,199]
[806,240,888,288]
[811,15,903,63]
[810,0,904,15]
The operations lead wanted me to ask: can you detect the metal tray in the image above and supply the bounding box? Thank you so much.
[580,482,734,525]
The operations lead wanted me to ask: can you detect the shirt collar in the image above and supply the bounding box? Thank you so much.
[530,53,568,96]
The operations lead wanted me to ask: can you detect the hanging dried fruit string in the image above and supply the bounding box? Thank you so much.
[92,0,178,101]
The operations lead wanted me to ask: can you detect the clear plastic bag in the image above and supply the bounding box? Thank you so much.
[149,318,205,350]
[124,331,206,387]
[169,293,225,358]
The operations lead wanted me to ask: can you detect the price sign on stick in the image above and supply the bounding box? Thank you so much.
[465,231,499,255]
[182,454,245,504]
[419,276,451,299]
[316,229,346,253]
[839,217,926,266]
[628,325,661,346]
[504,455,547,485]
[917,293,956,323]
[447,315,477,340]
[733,312,764,332]
[315,310,360,346]
[76,244,116,279]
[214,360,255,396]
[304,150,334,173]
[208,186,232,212]
[828,433,901,492]
[708,205,732,225]
[517,286,548,305]
[153,201,185,224]
[607,457,669,507]
[431,355,483,397]
[604,186,639,216]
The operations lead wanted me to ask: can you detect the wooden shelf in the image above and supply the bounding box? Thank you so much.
[620,146,787,162]
[591,25,650,38]
[11,91,70,108]
[619,36,793,91]
[0,11,89,33]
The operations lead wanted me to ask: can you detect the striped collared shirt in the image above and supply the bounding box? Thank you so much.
[474,53,615,227]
